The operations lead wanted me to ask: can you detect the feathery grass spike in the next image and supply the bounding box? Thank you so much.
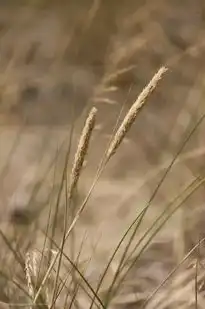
[25,252,35,300]
[106,67,168,160]
[69,107,97,195]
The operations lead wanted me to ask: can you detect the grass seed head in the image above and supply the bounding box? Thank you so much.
[69,107,97,195]
[106,67,168,160]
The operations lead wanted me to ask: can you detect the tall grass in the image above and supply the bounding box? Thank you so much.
[1,59,205,309]
[0,53,205,309]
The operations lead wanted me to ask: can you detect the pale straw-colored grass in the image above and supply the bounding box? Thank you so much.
[69,107,97,196]
[106,67,168,160]
[33,107,98,305]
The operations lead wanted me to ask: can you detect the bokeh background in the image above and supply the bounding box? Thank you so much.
[0,1,205,307]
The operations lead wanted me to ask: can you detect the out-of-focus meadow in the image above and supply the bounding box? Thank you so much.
[0,1,205,308]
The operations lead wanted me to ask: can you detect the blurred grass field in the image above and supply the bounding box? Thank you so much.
[0,1,205,308]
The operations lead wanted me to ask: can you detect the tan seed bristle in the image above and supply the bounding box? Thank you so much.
[25,251,35,300]
[106,67,168,160]
[69,107,97,195]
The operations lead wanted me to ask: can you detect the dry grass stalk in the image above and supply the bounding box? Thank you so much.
[106,66,168,160]
[83,0,102,32]
[69,107,97,196]
[103,65,137,86]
